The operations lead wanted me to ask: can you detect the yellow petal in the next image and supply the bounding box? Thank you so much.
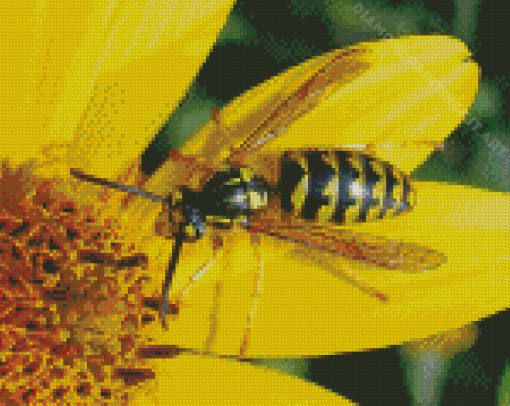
[146,35,477,196]
[140,182,510,357]
[135,355,354,405]
[249,182,510,356]
[0,0,235,178]
[175,35,477,174]
[267,35,478,171]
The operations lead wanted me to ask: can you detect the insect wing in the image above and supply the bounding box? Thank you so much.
[142,36,477,198]
[177,36,477,173]
[249,207,446,274]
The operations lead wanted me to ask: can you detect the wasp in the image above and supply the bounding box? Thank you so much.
[71,149,440,328]
[70,36,461,331]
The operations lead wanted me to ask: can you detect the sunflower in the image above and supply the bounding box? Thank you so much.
[0,1,509,405]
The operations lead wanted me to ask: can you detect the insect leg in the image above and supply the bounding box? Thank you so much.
[161,229,186,328]
[239,234,264,357]
[161,235,223,329]
[172,256,218,303]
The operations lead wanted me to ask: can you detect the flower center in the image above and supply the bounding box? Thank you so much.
[0,169,156,405]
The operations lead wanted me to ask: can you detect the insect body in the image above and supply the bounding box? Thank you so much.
[275,150,413,223]
[67,35,477,336]
[66,35,478,358]
[71,148,433,326]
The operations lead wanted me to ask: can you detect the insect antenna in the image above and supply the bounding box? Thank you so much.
[70,168,169,204]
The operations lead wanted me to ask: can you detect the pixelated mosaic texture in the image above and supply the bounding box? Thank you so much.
[1,0,509,405]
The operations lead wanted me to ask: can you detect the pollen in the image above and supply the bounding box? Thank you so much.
[0,166,153,405]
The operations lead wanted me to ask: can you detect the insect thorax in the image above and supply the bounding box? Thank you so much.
[277,150,414,225]
[175,168,269,241]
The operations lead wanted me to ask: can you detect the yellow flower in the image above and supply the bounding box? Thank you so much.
[138,34,509,359]
[0,1,352,404]
[0,1,508,405]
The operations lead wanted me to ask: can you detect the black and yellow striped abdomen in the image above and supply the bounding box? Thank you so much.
[277,151,414,225]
